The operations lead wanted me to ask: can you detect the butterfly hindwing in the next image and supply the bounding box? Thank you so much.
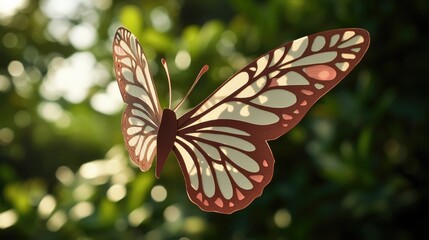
[174,28,370,213]
[113,27,162,171]
[173,125,274,213]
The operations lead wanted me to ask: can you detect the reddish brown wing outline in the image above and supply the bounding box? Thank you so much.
[173,28,370,213]
[113,27,162,171]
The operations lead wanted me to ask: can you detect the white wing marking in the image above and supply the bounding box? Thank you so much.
[196,141,221,160]
[281,36,308,64]
[125,85,152,107]
[336,62,350,71]
[314,83,324,89]
[187,132,255,152]
[188,101,280,127]
[342,31,355,41]
[338,35,364,49]
[236,76,267,99]
[311,36,326,52]
[275,71,310,86]
[341,53,356,59]
[197,126,250,136]
[255,56,269,77]
[225,162,253,190]
[213,162,233,199]
[175,138,199,190]
[281,51,338,69]
[220,146,259,173]
[329,34,340,47]
[269,47,285,67]
[192,72,249,118]
[251,89,296,108]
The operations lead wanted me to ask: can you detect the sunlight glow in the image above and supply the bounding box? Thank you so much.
[90,81,124,115]
[40,0,79,19]
[69,24,97,49]
[79,157,125,180]
[0,0,28,21]
[40,52,110,103]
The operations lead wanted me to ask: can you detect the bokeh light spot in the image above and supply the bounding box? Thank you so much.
[0,128,14,145]
[128,205,152,227]
[273,208,292,228]
[150,6,171,32]
[90,81,123,115]
[14,110,32,128]
[107,184,126,202]
[69,201,94,221]
[46,210,67,232]
[69,24,97,49]
[164,205,182,222]
[3,32,18,48]
[8,60,25,77]
[184,216,206,234]
[0,209,18,229]
[151,185,167,202]
[0,75,11,91]
[73,183,95,201]
[55,166,75,186]
[38,195,57,219]
[175,50,191,70]
[37,101,64,123]
[0,0,29,21]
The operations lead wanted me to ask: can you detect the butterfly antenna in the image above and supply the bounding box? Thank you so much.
[173,65,209,112]
[161,58,173,109]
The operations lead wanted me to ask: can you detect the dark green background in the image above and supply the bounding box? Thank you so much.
[1,0,428,239]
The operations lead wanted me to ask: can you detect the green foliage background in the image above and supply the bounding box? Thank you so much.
[1,0,428,239]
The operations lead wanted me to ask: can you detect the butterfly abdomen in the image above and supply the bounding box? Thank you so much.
[156,109,177,178]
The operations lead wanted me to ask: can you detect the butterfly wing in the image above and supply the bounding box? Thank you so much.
[113,27,162,171]
[174,28,370,213]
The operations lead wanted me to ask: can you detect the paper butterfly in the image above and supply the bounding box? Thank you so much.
[112,27,370,214]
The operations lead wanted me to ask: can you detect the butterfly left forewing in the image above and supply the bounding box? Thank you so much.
[174,28,369,213]
[113,27,162,171]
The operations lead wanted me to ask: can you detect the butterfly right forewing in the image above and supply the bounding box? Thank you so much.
[113,27,162,171]
[173,28,370,214]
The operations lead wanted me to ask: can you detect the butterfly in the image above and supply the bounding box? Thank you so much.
[112,27,370,214]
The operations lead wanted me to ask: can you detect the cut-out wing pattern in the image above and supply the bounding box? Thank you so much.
[113,27,162,171]
[113,27,370,214]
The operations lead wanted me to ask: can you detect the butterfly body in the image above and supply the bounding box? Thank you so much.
[156,108,177,178]
[113,27,370,214]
